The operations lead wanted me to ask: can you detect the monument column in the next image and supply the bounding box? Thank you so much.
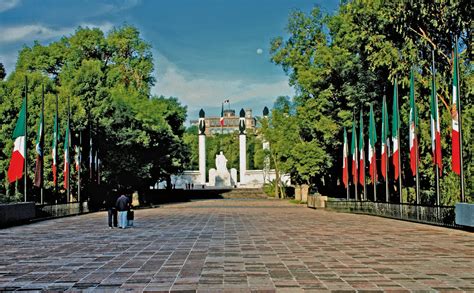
[262,107,270,182]
[239,108,246,184]
[198,109,206,185]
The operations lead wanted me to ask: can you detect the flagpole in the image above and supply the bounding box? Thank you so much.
[383,94,389,203]
[395,77,402,203]
[78,131,81,203]
[67,95,70,203]
[432,50,440,206]
[455,36,465,202]
[361,111,366,201]
[355,117,358,202]
[413,67,420,205]
[40,85,44,204]
[24,76,28,202]
[55,94,58,200]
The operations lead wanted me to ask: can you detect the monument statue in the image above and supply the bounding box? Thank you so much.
[215,151,228,173]
[198,109,206,135]
[239,108,246,134]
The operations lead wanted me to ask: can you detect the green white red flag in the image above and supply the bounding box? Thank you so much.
[64,126,70,189]
[451,41,461,175]
[34,112,44,187]
[409,68,418,176]
[359,111,365,186]
[7,98,27,183]
[351,119,358,186]
[342,127,348,188]
[430,54,442,171]
[369,103,377,182]
[52,113,59,186]
[392,78,400,180]
[381,95,389,180]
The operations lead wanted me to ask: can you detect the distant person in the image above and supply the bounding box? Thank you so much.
[116,194,129,229]
[127,199,134,227]
[107,194,118,229]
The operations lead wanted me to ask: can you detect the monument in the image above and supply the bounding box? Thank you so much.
[209,151,236,187]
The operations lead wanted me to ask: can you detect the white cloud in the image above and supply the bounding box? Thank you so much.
[0,0,20,12]
[0,22,114,44]
[152,52,294,112]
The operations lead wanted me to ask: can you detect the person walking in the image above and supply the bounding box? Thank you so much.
[116,194,129,228]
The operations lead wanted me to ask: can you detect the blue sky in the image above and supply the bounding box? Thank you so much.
[0,0,338,122]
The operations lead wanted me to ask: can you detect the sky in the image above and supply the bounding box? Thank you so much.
[0,0,339,123]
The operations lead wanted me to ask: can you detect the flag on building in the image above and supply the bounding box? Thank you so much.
[351,119,358,185]
[64,126,70,189]
[34,112,44,187]
[369,103,377,182]
[342,127,348,188]
[430,55,442,170]
[381,96,389,180]
[52,113,59,186]
[359,111,365,186]
[409,68,418,176]
[392,78,400,180]
[220,103,225,127]
[7,98,27,183]
[451,43,461,175]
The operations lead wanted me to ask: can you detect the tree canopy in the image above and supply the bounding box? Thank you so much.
[0,25,189,203]
[269,1,472,203]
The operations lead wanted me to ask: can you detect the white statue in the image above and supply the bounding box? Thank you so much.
[215,151,228,173]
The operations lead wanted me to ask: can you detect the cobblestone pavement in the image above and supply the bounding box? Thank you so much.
[0,199,473,292]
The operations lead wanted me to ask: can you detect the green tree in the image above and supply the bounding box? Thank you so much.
[270,2,472,202]
[0,25,188,202]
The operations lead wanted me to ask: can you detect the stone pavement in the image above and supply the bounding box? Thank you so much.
[0,199,472,292]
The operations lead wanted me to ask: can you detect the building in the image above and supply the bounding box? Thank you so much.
[190,108,256,135]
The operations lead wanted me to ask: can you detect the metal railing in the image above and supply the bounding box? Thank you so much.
[326,200,459,228]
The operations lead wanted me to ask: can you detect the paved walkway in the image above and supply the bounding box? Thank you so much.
[0,199,473,292]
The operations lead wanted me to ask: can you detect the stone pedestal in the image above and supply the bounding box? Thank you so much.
[239,134,246,184]
[301,184,309,203]
[209,168,216,186]
[295,185,302,201]
[230,168,237,186]
[199,134,206,184]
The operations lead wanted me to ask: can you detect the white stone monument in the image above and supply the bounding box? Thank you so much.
[198,109,206,185]
[209,151,231,187]
[239,108,246,185]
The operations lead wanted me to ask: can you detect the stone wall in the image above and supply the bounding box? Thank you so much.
[0,202,36,227]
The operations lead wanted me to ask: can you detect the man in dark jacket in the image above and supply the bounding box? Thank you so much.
[116,194,129,228]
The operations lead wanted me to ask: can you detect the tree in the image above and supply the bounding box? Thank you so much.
[270,2,472,202]
[0,25,188,203]
[0,63,5,80]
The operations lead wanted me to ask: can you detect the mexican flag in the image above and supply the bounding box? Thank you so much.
[64,126,70,189]
[392,78,400,180]
[342,127,348,188]
[359,111,365,186]
[430,55,442,171]
[451,42,461,175]
[369,103,377,182]
[220,103,224,127]
[7,98,27,183]
[409,68,418,176]
[52,113,59,186]
[34,112,44,187]
[381,95,389,180]
[74,145,80,172]
[351,120,358,186]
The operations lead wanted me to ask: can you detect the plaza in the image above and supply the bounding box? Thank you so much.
[0,198,472,292]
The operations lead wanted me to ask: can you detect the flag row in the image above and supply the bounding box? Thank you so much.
[342,42,464,203]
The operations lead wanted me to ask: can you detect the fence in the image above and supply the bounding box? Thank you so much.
[326,200,459,228]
